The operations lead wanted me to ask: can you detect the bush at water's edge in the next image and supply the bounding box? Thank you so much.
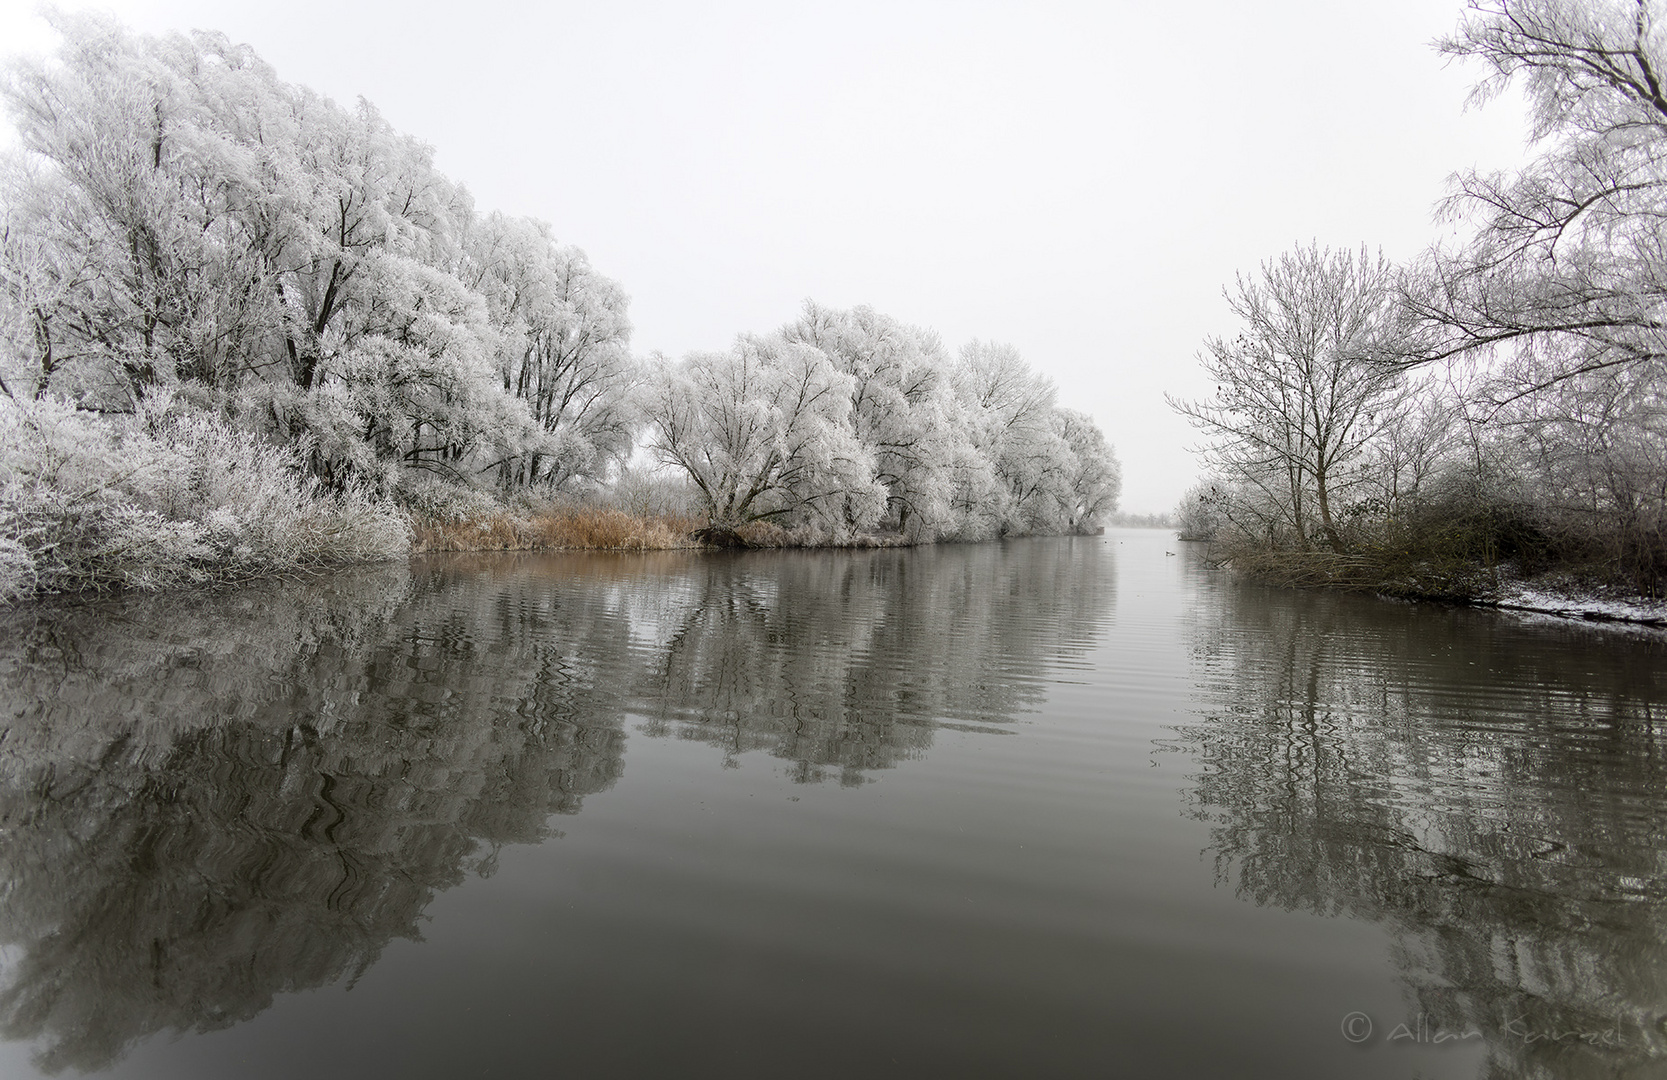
[1182,506,1667,625]
[0,398,409,602]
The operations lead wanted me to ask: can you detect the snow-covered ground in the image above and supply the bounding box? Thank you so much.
[1483,579,1667,628]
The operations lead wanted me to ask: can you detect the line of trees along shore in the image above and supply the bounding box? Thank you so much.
[0,12,1121,599]
[1173,0,1667,601]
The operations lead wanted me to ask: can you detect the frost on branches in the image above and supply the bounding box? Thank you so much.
[1170,1,1667,598]
[639,305,1121,542]
[0,11,630,499]
[0,13,1122,594]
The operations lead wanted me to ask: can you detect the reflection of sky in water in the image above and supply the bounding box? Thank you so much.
[0,534,1662,1080]
[617,574,703,652]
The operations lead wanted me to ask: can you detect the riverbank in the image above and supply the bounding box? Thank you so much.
[1194,543,1667,629]
[409,507,927,554]
[1,483,1088,603]
[1482,577,1667,627]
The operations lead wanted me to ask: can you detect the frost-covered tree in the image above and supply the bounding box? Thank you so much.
[954,341,1078,534]
[1472,360,1667,585]
[1174,481,1228,541]
[0,169,78,402]
[778,302,974,539]
[1406,0,1667,589]
[1157,4,1666,590]
[0,12,548,493]
[1,12,1129,566]
[1414,0,1667,393]
[1170,245,1408,551]
[1356,374,1466,518]
[292,252,524,485]
[638,336,885,534]
[1,17,251,401]
[1053,408,1121,531]
[462,212,635,490]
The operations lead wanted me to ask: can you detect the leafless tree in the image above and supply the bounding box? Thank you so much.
[1170,245,1408,551]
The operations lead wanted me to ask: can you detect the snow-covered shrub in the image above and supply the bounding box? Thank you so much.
[393,471,506,523]
[0,397,408,597]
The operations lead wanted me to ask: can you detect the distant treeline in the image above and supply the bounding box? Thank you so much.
[1105,511,1176,529]
[1171,2,1667,600]
[0,13,1121,599]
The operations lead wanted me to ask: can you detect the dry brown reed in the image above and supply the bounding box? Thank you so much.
[410,507,929,554]
[410,505,706,553]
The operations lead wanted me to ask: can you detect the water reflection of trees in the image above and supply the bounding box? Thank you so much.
[633,540,1113,783]
[0,540,1114,1071]
[0,564,633,1074]
[1180,583,1667,1079]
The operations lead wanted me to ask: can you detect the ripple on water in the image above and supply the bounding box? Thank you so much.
[0,536,1663,1079]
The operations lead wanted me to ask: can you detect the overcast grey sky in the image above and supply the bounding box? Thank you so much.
[0,0,1530,513]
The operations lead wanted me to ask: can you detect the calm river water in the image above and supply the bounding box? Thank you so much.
[0,530,1663,1079]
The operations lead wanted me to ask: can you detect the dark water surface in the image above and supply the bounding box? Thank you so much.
[0,531,1663,1079]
